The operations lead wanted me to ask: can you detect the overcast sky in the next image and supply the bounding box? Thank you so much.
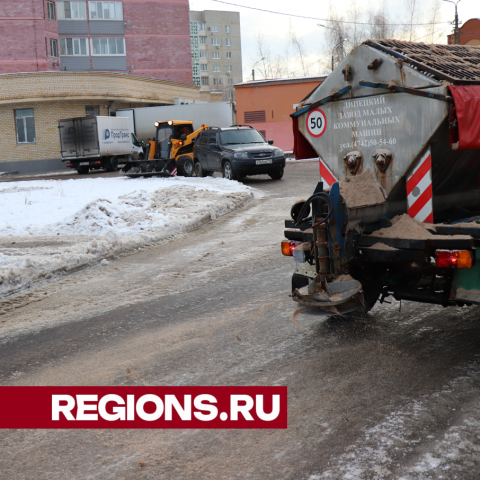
[189,0,479,79]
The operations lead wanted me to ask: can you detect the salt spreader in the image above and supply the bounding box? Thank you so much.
[284,40,480,314]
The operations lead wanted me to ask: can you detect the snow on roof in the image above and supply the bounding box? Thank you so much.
[234,75,328,88]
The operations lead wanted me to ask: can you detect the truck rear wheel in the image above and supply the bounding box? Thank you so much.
[105,157,118,172]
[176,156,194,177]
[77,166,89,174]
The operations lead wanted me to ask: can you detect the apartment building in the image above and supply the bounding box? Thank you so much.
[190,10,243,98]
[0,0,193,83]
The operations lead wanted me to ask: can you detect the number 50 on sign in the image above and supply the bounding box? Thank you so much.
[306,109,327,138]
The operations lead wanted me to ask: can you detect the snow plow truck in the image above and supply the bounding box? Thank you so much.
[284,40,480,315]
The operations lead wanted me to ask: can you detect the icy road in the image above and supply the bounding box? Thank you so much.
[1,162,480,479]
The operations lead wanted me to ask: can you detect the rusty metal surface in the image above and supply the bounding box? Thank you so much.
[368,40,480,83]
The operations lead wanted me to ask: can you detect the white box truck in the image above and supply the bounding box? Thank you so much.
[117,102,234,142]
[59,116,145,174]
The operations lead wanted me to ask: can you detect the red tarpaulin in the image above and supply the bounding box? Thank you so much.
[448,85,480,150]
[292,116,318,160]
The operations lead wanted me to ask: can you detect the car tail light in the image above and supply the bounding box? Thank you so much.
[67,163,72,167]
[436,250,473,269]
[281,240,301,256]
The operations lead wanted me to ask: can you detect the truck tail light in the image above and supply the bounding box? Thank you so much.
[436,250,473,269]
[281,240,301,256]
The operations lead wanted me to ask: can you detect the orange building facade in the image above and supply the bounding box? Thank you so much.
[234,76,326,152]
[448,18,480,46]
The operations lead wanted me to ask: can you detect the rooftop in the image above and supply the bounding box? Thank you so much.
[234,75,328,88]
[366,39,480,83]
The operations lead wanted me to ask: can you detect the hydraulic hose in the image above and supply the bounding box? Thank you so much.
[294,192,333,228]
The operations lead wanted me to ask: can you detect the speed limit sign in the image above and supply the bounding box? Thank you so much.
[306,109,327,138]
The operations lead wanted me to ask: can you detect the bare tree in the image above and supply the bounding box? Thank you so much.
[289,25,309,76]
[427,0,442,43]
[252,34,288,79]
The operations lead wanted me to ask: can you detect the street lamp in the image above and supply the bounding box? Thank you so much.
[443,0,462,44]
[251,57,266,81]
[317,25,348,71]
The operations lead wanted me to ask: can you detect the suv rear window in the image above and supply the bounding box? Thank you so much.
[219,129,265,145]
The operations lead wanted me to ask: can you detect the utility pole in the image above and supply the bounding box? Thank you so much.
[443,0,462,44]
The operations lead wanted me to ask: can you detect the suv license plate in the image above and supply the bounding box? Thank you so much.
[256,159,272,165]
[79,162,90,166]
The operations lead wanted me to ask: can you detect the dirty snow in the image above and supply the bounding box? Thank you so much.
[308,363,480,480]
[0,176,254,296]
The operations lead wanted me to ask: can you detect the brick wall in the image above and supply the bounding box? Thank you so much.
[0,0,60,74]
[0,100,109,163]
[124,0,193,83]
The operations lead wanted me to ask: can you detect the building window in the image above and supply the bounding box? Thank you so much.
[211,38,220,46]
[212,51,220,59]
[226,51,232,59]
[15,109,36,144]
[86,105,100,116]
[201,77,209,86]
[210,24,219,33]
[57,1,87,19]
[213,65,220,72]
[225,25,230,34]
[200,50,207,57]
[226,38,231,47]
[60,37,89,55]
[226,65,232,73]
[200,64,208,71]
[50,39,58,57]
[199,36,206,45]
[47,1,56,20]
[213,78,222,86]
[89,2,123,20]
[199,22,206,31]
[91,37,125,55]
[228,78,234,84]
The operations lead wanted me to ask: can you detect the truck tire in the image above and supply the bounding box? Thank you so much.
[176,156,194,177]
[77,166,89,175]
[292,274,310,293]
[194,160,208,178]
[269,168,284,180]
[105,157,118,172]
[223,161,238,181]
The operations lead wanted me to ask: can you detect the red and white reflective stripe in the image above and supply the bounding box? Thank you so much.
[407,148,433,223]
[171,168,177,176]
[319,158,338,189]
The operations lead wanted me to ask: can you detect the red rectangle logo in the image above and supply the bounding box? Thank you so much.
[0,387,287,429]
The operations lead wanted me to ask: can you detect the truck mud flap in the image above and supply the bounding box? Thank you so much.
[293,278,365,314]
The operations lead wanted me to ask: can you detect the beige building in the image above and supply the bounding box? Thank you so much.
[190,10,243,101]
[0,71,202,173]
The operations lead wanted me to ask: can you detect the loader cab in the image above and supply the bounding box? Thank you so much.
[154,121,194,160]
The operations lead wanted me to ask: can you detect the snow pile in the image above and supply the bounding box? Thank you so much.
[0,176,253,296]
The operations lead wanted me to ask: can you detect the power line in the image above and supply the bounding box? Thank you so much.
[210,0,450,27]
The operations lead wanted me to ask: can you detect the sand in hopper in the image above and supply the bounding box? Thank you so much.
[339,168,386,208]
[373,214,472,240]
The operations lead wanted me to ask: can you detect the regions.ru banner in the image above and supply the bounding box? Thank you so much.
[0,387,287,429]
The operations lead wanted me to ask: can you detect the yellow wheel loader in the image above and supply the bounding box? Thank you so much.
[122,120,208,178]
